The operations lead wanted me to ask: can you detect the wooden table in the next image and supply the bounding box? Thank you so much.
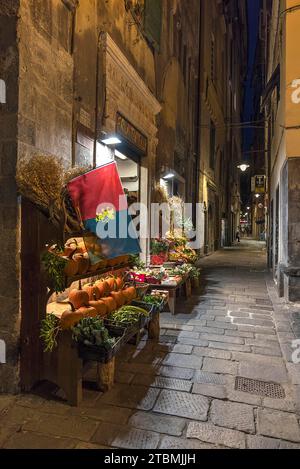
[148,275,192,315]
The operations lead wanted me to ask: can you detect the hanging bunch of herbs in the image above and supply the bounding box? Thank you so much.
[41,250,67,294]
[40,314,61,353]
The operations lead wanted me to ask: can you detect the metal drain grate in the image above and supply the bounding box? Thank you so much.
[235,377,285,399]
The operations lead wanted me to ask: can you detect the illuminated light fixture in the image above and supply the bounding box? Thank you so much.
[247,207,250,210]
[101,135,122,145]
[237,163,250,172]
[255,194,260,198]
[115,150,127,160]
[163,172,175,180]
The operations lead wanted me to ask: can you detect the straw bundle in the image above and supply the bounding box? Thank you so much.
[16,154,64,227]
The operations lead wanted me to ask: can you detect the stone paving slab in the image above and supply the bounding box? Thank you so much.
[131,374,193,392]
[186,421,246,449]
[257,408,300,442]
[23,413,98,441]
[193,383,227,399]
[210,400,255,433]
[100,384,160,411]
[153,390,209,421]
[202,357,238,375]
[193,346,232,360]
[129,411,186,437]
[159,435,216,449]
[92,422,160,449]
[3,431,76,449]
[163,353,203,369]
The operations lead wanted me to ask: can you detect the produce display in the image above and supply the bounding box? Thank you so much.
[142,293,168,307]
[72,317,116,349]
[149,234,198,266]
[109,305,149,327]
[42,238,130,293]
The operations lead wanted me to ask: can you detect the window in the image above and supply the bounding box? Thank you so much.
[210,120,216,170]
[144,0,162,50]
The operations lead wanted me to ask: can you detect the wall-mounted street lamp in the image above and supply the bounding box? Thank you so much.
[163,172,175,180]
[101,135,122,145]
[255,194,260,199]
[237,163,250,172]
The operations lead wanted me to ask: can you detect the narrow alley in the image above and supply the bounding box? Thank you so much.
[0,241,299,450]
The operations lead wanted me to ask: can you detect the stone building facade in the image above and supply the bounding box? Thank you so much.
[262,0,300,301]
[0,0,200,393]
[0,0,247,392]
[197,0,247,254]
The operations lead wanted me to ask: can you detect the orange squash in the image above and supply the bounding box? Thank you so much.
[83,284,101,301]
[60,309,85,330]
[89,300,107,317]
[95,280,110,297]
[69,288,89,309]
[64,258,79,277]
[101,296,117,314]
[105,277,117,293]
[115,276,124,290]
[77,306,98,319]
[122,286,137,303]
[111,290,125,308]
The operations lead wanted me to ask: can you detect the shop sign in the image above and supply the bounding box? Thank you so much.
[252,175,266,194]
[116,113,148,155]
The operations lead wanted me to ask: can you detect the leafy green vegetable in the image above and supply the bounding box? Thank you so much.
[142,295,164,306]
[72,317,116,349]
[40,314,61,352]
[110,306,149,326]
[42,250,67,293]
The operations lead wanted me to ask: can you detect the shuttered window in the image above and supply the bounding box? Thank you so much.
[144,0,162,50]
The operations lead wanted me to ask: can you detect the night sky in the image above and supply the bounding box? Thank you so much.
[243,0,261,153]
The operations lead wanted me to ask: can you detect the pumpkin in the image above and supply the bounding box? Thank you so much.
[111,290,126,308]
[105,277,117,293]
[95,280,110,297]
[77,306,98,319]
[63,258,79,277]
[73,253,90,275]
[89,300,107,317]
[60,309,85,330]
[101,296,118,314]
[122,286,137,303]
[69,287,89,309]
[83,283,101,301]
[115,276,124,290]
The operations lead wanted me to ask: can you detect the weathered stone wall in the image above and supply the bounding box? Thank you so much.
[17,0,74,167]
[0,0,20,392]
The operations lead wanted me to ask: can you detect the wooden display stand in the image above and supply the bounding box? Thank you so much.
[148,275,192,315]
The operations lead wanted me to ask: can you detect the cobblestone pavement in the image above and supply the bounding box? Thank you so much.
[1,240,300,449]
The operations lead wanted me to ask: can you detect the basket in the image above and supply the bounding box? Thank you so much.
[77,331,125,364]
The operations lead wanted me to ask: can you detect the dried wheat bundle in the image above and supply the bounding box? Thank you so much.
[64,165,92,184]
[16,154,64,226]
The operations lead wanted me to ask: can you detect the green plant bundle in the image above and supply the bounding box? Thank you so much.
[142,295,164,306]
[72,317,116,349]
[110,306,149,326]
[40,314,61,353]
[42,250,67,293]
[150,239,169,254]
